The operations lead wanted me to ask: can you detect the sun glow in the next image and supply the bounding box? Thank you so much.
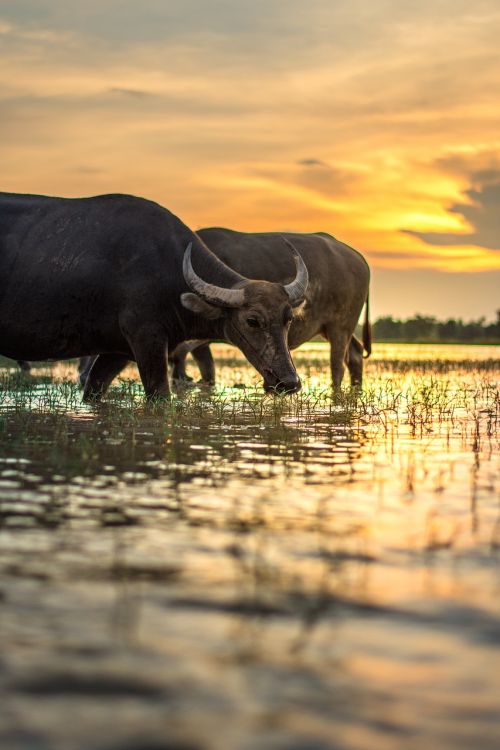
[1,1,500,317]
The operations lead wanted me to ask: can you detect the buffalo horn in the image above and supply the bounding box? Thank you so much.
[282,238,309,303]
[183,243,246,308]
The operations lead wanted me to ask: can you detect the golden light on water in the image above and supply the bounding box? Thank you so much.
[1,342,499,747]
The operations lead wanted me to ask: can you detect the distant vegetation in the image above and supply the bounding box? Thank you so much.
[371,311,500,344]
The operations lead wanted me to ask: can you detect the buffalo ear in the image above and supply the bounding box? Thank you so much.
[291,298,306,314]
[181,293,224,320]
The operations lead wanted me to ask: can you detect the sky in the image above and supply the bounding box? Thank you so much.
[1,0,499,320]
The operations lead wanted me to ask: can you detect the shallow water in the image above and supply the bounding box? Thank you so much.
[0,344,499,750]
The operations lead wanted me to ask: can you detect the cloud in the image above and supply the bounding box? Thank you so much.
[292,159,359,197]
[68,165,104,174]
[402,178,500,250]
[108,87,152,98]
[296,158,329,167]
[1,0,500,294]
[432,150,500,182]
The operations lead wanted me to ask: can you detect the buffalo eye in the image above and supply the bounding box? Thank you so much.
[246,317,260,328]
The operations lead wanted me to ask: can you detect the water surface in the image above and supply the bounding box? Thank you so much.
[1,344,499,750]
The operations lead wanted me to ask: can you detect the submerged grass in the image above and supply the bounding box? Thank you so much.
[0,345,497,488]
[0,345,498,435]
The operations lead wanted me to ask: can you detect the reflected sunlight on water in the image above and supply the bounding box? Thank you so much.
[299,341,500,361]
[0,344,499,750]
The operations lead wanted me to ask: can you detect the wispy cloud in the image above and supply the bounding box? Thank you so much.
[297,159,330,168]
[402,150,500,251]
[403,180,500,251]
[1,0,500,309]
[108,87,152,98]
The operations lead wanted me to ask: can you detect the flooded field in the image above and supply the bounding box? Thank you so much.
[0,343,499,750]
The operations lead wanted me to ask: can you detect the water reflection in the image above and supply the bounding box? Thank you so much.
[0,402,371,530]
[0,347,499,750]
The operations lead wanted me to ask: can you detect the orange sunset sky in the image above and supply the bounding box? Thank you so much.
[1,1,499,319]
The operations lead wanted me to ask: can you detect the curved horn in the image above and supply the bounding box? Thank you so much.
[281,237,309,304]
[183,243,246,308]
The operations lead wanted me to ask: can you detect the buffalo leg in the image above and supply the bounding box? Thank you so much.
[83,354,130,402]
[170,341,215,384]
[191,344,215,384]
[325,324,350,389]
[170,342,193,382]
[126,327,170,400]
[346,335,364,386]
[78,355,97,388]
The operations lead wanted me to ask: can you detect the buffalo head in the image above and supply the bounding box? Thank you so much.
[180,238,308,393]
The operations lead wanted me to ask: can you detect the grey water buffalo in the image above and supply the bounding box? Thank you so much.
[1,192,308,399]
[167,228,371,387]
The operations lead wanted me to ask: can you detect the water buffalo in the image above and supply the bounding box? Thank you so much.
[165,228,371,387]
[0,192,308,399]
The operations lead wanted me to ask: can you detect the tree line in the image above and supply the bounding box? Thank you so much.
[371,311,500,343]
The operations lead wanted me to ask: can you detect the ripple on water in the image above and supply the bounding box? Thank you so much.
[0,346,499,749]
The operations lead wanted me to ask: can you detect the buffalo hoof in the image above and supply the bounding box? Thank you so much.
[172,374,194,384]
[82,391,104,404]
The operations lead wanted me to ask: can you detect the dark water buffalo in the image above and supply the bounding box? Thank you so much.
[167,228,371,387]
[1,192,308,399]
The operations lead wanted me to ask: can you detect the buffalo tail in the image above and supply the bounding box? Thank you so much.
[362,291,372,359]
